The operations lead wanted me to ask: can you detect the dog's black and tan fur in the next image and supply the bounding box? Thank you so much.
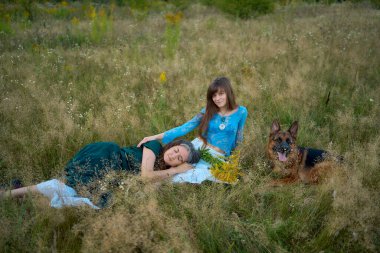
[267,120,337,185]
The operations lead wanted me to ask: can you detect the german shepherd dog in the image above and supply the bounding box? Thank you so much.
[267,120,338,185]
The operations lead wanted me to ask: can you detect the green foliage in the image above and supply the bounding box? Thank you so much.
[90,11,113,43]
[371,0,380,8]
[0,1,33,22]
[0,198,84,252]
[54,33,89,48]
[51,6,72,19]
[202,0,275,18]
[18,0,35,21]
[0,20,12,34]
[199,147,225,166]
[163,12,183,58]
[115,0,147,8]
[350,0,380,8]
[164,22,181,58]
[114,0,193,11]
[165,0,194,10]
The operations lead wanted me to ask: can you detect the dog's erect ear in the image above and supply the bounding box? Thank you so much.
[289,121,299,138]
[271,120,281,135]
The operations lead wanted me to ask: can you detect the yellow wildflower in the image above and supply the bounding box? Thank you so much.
[71,17,79,26]
[159,71,167,83]
[98,8,106,18]
[23,11,30,19]
[32,44,40,52]
[210,151,241,184]
[47,8,58,15]
[61,1,69,7]
[110,3,116,14]
[165,12,183,25]
[4,14,11,23]
[87,5,96,20]
[64,64,73,72]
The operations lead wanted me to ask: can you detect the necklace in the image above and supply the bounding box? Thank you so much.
[219,111,229,130]
[218,108,237,130]
[219,117,226,130]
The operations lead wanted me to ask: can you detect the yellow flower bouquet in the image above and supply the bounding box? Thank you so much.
[199,148,242,184]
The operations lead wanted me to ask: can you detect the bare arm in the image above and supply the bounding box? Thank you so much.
[140,147,193,182]
[1,185,39,199]
[137,133,164,147]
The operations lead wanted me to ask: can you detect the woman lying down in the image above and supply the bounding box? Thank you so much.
[0,139,200,209]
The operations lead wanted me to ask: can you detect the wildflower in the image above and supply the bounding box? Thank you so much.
[47,8,58,15]
[110,3,116,14]
[61,1,69,7]
[165,12,183,25]
[32,44,40,52]
[200,148,241,184]
[98,8,106,18]
[210,151,242,184]
[87,5,96,20]
[199,148,225,166]
[241,66,252,77]
[159,71,167,83]
[4,14,11,23]
[23,11,30,19]
[71,17,79,26]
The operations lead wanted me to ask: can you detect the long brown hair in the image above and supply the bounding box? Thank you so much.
[198,77,237,143]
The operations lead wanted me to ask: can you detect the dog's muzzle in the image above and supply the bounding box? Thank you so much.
[273,142,291,162]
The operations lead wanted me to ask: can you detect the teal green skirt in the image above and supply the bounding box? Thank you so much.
[64,142,128,189]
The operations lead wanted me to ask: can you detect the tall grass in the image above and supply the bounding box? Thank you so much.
[0,1,379,252]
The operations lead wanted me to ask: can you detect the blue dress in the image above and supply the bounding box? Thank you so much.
[162,106,248,156]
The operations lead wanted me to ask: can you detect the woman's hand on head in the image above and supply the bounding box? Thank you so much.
[137,136,155,147]
[137,133,163,147]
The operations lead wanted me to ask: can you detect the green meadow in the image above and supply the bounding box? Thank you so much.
[0,1,379,252]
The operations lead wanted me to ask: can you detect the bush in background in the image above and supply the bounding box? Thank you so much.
[202,0,275,18]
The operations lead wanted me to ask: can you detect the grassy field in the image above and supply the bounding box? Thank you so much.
[0,1,379,252]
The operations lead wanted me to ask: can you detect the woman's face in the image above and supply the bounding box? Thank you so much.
[212,88,227,109]
[163,145,190,167]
